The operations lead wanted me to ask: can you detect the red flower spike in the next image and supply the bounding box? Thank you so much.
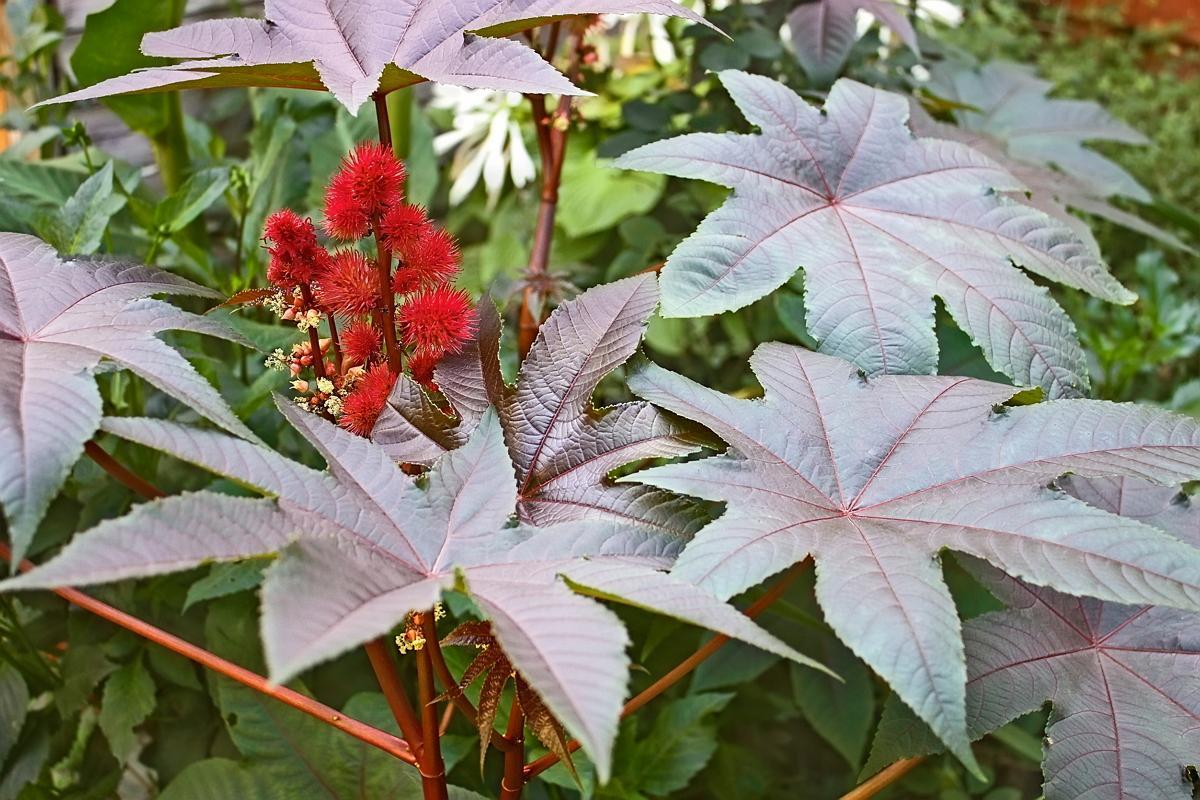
[339,364,396,437]
[341,320,382,368]
[398,286,476,356]
[407,348,441,389]
[263,209,324,288]
[394,228,461,294]
[315,250,379,317]
[323,142,406,240]
[379,204,432,253]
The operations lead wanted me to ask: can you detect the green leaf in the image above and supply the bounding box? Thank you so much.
[629,693,733,796]
[157,167,231,234]
[556,143,665,239]
[0,728,49,800]
[158,759,280,800]
[184,560,267,612]
[56,644,117,718]
[98,657,157,763]
[789,635,875,769]
[0,664,29,766]
[34,162,126,255]
[0,158,85,206]
[69,0,183,135]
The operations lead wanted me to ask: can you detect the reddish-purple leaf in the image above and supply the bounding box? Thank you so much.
[0,233,253,564]
[7,402,818,779]
[378,276,711,539]
[912,61,1187,251]
[616,71,1135,398]
[628,344,1200,767]
[39,1,708,113]
[788,0,918,84]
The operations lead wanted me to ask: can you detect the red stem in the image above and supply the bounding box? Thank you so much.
[84,441,166,500]
[499,698,526,800]
[365,638,426,753]
[373,92,404,374]
[327,313,344,375]
[299,284,329,380]
[840,757,925,800]
[523,562,810,779]
[0,541,416,766]
[417,613,449,800]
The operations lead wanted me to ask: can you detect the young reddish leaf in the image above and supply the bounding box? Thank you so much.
[9,404,819,780]
[616,71,1134,398]
[0,233,254,563]
[627,344,1200,768]
[913,61,1187,251]
[37,1,708,113]
[788,0,917,84]
[379,276,711,538]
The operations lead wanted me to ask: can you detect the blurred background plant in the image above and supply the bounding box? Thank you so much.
[0,0,1197,798]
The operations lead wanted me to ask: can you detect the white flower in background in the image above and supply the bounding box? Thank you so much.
[430,86,536,207]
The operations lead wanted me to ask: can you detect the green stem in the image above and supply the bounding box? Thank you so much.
[387,89,413,162]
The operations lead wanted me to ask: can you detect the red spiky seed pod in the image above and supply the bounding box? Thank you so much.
[407,348,441,388]
[393,228,461,295]
[263,209,325,288]
[398,286,476,356]
[315,250,379,317]
[341,320,382,368]
[323,143,406,240]
[339,364,396,437]
[379,204,432,253]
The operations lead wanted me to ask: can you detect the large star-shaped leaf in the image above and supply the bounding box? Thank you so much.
[374,274,709,538]
[912,61,1186,251]
[0,232,253,564]
[616,71,1134,398]
[626,343,1200,767]
[958,477,1200,799]
[39,1,707,113]
[788,0,918,85]
[3,401,818,779]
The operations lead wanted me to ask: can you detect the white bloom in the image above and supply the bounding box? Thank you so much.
[431,86,536,207]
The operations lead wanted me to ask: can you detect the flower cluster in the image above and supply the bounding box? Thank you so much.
[258,143,476,438]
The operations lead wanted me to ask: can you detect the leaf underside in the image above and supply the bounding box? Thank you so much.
[38,1,709,113]
[788,0,918,85]
[616,70,1135,398]
[0,232,251,563]
[628,344,1200,767]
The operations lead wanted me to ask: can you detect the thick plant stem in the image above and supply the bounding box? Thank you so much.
[84,441,166,500]
[0,542,417,766]
[365,638,426,753]
[417,614,449,800]
[327,313,344,375]
[518,33,581,359]
[499,699,526,800]
[840,757,925,800]
[523,562,810,779]
[373,92,404,374]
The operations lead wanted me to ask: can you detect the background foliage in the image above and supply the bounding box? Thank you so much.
[1,0,1198,797]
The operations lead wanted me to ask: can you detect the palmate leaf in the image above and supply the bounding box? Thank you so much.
[377,275,709,538]
[787,0,918,85]
[3,404,820,780]
[37,1,707,113]
[626,344,1200,768]
[0,233,253,564]
[914,61,1187,252]
[616,71,1134,398]
[863,477,1200,799]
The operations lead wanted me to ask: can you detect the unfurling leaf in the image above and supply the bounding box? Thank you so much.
[380,275,711,538]
[38,1,708,113]
[627,344,1200,768]
[0,233,253,563]
[6,404,820,780]
[616,71,1133,398]
[788,0,917,85]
